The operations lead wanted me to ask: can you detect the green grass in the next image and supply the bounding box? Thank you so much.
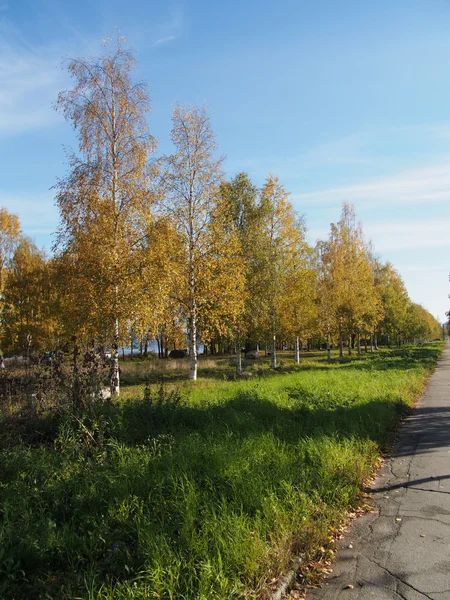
[0,343,443,599]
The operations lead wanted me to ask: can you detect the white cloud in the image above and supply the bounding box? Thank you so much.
[308,217,450,252]
[229,122,450,184]
[151,6,183,48]
[293,161,450,208]
[365,219,450,252]
[1,191,58,229]
[0,21,72,136]
[153,35,177,47]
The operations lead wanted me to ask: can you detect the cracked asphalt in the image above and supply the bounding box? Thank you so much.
[306,343,450,600]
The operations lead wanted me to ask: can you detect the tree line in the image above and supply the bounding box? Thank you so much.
[1,37,441,392]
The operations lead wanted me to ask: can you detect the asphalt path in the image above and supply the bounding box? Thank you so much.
[307,343,450,600]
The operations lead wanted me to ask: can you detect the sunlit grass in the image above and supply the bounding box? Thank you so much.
[0,342,443,599]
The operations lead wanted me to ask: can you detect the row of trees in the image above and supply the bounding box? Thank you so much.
[1,38,441,392]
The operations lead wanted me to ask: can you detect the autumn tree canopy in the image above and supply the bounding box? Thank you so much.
[0,37,441,376]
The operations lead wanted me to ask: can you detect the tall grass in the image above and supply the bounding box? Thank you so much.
[0,343,442,599]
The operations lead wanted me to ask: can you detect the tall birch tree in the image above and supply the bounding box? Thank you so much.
[162,104,237,381]
[317,203,378,358]
[219,173,262,373]
[280,225,317,364]
[259,174,299,369]
[55,36,155,395]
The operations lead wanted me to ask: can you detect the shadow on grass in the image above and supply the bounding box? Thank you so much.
[1,391,408,599]
[111,390,409,451]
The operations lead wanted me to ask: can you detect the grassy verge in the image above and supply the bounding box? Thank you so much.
[0,343,443,599]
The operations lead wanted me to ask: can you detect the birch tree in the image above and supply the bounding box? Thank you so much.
[55,36,155,395]
[376,262,409,346]
[280,224,317,364]
[259,175,299,369]
[219,173,262,374]
[162,104,244,381]
[317,203,378,358]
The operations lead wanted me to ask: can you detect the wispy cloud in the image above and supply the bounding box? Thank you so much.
[229,122,450,183]
[151,5,183,48]
[293,160,450,208]
[0,19,75,137]
[365,219,450,252]
[153,35,177,47]
[309,215,450,255]
[0,191,58,227]
[0,4,9,10]
[228,132,372,178]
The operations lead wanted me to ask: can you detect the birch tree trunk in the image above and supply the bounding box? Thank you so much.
[271,334,277,369]
[370,334,374,353]
[236,334,242,377]
[110,92,120,398]
[110,315,120,396]
[295,335,300,364]
[357,330,361,355]
[72,337,81,407]
[348,333,352,356]
[189,301,198,381]
[327,332,331,361]
[339,326,344,359]
[374,333,378,350]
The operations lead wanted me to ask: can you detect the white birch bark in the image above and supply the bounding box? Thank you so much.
[271,334,277,369]
[189,300,198,381]
[110,315,120,396]
[110,95,120,397]
[295,335,300,364]
[236,335,242,377]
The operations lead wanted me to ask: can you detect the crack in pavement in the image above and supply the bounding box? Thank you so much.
[361,555,435,600]
[359,576,408,600]
[395,514,450,525]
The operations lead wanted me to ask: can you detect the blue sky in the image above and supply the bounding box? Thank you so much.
[1,0,450,321]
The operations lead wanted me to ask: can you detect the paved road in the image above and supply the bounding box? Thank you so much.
[307,343,450,600]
